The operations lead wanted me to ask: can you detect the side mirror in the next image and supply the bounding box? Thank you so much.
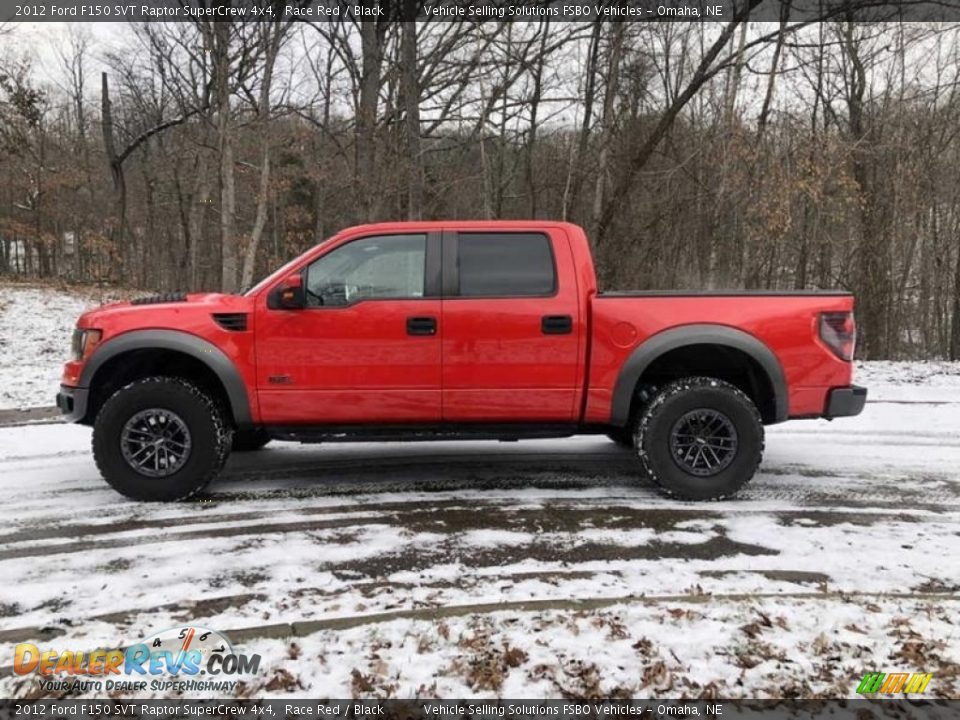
[269,273,306,310]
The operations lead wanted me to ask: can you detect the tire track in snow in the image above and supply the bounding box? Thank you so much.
[1,501,950,547]
[0,497,520,542]
[0,515,393,561]
[1,499,954,560]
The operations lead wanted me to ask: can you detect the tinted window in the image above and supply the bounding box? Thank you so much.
[457,233,556,297]
[305,234,426,307]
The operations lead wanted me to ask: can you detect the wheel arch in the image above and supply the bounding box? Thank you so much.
[79,330,252,427]
[610,324,788,427]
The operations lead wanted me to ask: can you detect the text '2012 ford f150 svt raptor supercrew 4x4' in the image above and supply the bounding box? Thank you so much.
[57,221,866,501]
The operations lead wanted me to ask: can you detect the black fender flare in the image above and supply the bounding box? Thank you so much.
[610,324,788,426]
[79,329,253,426]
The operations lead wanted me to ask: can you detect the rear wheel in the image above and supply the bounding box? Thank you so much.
[635,377,763,500]
[92,377,231,501]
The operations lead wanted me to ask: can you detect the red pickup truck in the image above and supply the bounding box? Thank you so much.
[58,221,865,502]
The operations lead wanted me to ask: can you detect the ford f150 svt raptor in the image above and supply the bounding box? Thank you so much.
[57,221,866,501]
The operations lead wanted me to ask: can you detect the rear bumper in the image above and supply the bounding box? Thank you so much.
[824,385,867,419]
[56,385,89,423]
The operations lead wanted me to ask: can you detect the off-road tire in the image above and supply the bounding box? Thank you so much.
[92,377,231,501]
[232,428,271,452]
[634,376,763,500]
[606,428,634,448]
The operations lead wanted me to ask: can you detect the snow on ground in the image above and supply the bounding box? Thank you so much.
[0,283,131,410]
[857,361,960,403]
[207,595,959,699]
[0,283,957,699]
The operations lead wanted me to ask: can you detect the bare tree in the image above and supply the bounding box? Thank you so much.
[399,0,423,219]
[241,14,296,288]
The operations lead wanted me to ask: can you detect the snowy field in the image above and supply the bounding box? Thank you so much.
[0,283,958,699]
[0,283,130,411]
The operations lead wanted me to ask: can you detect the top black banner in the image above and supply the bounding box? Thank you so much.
[3,0,960,22]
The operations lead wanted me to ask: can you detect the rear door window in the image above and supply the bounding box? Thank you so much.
[456,233,556,297]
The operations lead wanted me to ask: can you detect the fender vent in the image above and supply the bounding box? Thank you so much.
[213,313,248,332]
[131,292,188,306]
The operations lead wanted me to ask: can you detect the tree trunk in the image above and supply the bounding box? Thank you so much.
[590,23,624,242]
[214,22,238,293]
[100,72,126,278]
[843,20,888,359]
[357,14,385,222]
[525,21,550,218]
[758,0,790,138]
[950,231,960,361]
[400,15,423,221]
[563,19,602,221]
[188,150,212,290]
[241,21,284,289]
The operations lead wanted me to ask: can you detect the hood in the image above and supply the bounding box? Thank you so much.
[77,292,251,329]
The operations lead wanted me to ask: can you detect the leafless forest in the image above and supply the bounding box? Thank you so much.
[1,12,959,359]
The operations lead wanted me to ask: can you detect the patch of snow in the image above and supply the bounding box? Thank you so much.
[4,596,956,699]
[856,360,960,402]
[0,284,129,410]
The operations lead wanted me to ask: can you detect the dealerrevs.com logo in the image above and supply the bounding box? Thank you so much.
[14,626,261,693]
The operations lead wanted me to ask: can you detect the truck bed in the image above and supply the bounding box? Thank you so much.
[585,291,857,425]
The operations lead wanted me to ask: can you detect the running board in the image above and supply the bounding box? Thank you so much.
[264,423,597,444]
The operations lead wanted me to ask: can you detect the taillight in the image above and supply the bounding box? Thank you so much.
[819,312,856,361]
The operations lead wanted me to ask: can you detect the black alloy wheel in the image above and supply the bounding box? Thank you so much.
[668,408,739,477]
[120,408,193,477]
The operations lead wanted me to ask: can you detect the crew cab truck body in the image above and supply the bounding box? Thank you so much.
[58,221,866,501]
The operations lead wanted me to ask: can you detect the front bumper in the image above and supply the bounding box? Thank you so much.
[56,385,89,423]
[824,385,867,419]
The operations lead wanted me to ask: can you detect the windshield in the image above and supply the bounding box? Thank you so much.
[243,237,334,297]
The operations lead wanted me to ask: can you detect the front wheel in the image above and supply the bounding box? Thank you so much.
[92,377,231,501]
[635,377,763,500]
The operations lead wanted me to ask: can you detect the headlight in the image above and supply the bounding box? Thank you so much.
[71,328,102,361]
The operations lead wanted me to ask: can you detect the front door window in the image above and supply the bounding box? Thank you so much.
[305,234,426,307]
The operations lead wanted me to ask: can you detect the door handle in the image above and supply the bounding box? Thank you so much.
[407,316,437,336]
[541,315,573,334]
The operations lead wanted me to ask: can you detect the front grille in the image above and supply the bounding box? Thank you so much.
[212,313,248,332]
[131,292,188,306]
